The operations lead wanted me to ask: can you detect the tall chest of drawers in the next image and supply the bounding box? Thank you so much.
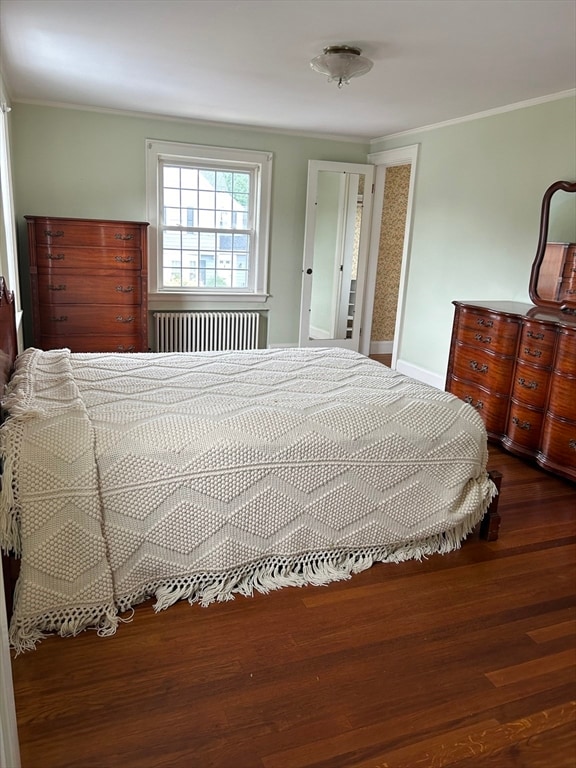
[26,216,149,353]
[446,300,576,483]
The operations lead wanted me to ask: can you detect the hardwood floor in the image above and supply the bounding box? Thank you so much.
[10,445,576,768]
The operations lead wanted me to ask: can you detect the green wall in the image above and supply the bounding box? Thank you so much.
[372,95,576,381]
[10,95,576,379]
[11,104,369,345]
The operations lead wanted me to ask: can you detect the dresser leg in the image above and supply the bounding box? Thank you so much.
[480,470,502,541]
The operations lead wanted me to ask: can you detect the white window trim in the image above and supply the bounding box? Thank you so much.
[146,139,272,304]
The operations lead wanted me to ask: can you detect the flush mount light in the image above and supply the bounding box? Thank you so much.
[310,45,373,88]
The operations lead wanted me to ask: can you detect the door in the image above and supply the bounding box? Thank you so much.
[299,160,374,350]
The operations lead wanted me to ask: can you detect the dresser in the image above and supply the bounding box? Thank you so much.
[26,216,149,353]
[446,300,576,483]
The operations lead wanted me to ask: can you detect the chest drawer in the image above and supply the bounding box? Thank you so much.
[37,274,142,306]
[33,220,142,248]
[506,401,544,452]
[511,360,550,409]
[457,307,519,355]
[554,329,576,375]
[39,304,142,335]
[450,344,515,392]
[446,377,509,437]
[40,335,142,353]
[517,322,556,366]
[547,373,576,421]
[540,414,576,472]
[35,245,142,272]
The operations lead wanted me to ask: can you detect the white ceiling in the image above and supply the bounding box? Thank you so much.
[1,0,575,141]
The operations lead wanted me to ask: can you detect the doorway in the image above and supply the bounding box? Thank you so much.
[361,145,419,366]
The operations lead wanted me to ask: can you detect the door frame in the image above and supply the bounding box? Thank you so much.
[360,145,419,364]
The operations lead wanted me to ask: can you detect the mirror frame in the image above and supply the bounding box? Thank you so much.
[529,179,576,312]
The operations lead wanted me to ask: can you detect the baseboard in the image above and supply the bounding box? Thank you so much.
[369,340,394,355]
[395,358,444,390]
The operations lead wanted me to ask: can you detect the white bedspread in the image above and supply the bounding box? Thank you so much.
[0,347,496,651]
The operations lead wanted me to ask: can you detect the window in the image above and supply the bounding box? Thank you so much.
[147,140,272,302]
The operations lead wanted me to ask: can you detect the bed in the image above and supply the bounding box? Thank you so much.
[0,278,500,653]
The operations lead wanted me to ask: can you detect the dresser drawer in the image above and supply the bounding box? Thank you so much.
[33,220,142,248]
[38,305,142,335]
[511,360,550,409]
[506,401,544,452]
[446,377,509,437]
[554,329,576,375]
[37,274,142,306]
[547,372,576,421]
[40,335,143,353]
[36,245,142,271]
[450,344,515,392]
[457,307,519,355]
[517,322,556,366]
[540,414,576,473]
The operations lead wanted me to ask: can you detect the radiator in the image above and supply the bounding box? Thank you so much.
[154,311,260,353]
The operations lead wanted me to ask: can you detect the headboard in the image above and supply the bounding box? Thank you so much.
[0,277,17,394]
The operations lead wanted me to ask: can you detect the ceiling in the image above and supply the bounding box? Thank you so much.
[1,0,575,141]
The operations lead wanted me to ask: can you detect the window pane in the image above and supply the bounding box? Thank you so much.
[181,189,197,208]
[180,168,198,189]
[164,188,180,208]
[163,167,180,187]
[163,230,181,249]
[182,251,197,269]
[182,269,199,287]
[232,270,248,288]
[182,231,199,249]
[163,267,182,287]
[164,208,182,226]
[216,270,231,287]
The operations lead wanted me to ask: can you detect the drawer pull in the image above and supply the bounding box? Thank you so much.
[474,333,492,344]
[476,318,493,328]
[116,345,136,352]
[565,289,576,295]
[469,360,488,373]
[524,347,542,358]
[114,233,134,241]
[115,285,134,293]
[48,284,66,291]
[47,253,65,261]
[526,330,544,340]
[569,439,576,451]
[464,396,483,410]
[116,315,135,324]
[512,416,531,431]
[44,230,64,238]
[115,255,135,263]
[51,316,68,323]
[518,377,538,390]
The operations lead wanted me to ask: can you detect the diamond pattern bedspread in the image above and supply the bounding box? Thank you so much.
[0,346,496,651]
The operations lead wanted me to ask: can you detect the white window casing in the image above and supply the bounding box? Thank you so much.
[146,140,272,304]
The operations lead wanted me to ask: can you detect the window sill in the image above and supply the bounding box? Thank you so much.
[148,292,270,309]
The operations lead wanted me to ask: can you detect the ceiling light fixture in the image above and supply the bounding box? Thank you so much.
[310,45,373,88]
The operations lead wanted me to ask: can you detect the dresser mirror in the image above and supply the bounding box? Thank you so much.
[529,179,576,312]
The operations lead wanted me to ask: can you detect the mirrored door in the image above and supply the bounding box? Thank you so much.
[299,160,374,349]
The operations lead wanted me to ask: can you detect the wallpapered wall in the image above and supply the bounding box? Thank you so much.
[371,164,411,341]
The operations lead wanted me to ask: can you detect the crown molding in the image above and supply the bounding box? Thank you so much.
[10,98,369,145]
[370,89,576,145]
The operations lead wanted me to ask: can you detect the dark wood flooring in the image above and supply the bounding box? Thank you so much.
[10,445,576,768]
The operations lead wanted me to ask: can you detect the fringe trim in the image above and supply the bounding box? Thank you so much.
[146,495,494,614]
[9,472,498,652]
[9,602,121,655]
[1,349,46,555]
